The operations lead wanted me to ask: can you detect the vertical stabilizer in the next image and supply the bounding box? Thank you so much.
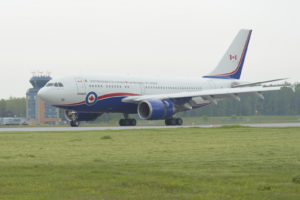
[203,29,252,79]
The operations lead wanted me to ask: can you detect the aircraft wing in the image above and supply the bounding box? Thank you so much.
[232,78,288,88]
[122,86,282,104]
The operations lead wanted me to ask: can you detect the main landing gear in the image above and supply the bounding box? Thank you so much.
[165,117,183,126]
[119,114,137,126]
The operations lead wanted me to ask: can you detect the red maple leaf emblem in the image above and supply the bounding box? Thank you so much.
[88,95,95,102]
[229,54,237,61]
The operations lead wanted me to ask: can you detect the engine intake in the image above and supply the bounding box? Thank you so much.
[137,100,174,120]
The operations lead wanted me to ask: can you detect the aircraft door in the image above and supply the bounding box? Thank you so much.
[75,77,86,95]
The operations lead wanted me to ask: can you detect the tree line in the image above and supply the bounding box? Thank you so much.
[0,97,26,117]
[0,84,299,119]
[180,84,300,117]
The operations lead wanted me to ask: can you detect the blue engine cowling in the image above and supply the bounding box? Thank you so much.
[64,110,101,121]
[137,100,174,120]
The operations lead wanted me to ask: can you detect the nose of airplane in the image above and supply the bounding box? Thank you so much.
[38,87,51,104]
[37,88,46,100]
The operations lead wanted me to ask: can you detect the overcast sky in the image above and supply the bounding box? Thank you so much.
[0,0,299,99]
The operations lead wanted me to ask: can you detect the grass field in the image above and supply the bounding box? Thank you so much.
[0,127,300,200]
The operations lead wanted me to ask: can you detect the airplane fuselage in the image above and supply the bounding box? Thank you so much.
[39,74,238,114]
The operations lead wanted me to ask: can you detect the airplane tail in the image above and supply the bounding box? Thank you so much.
[203,29,252,79]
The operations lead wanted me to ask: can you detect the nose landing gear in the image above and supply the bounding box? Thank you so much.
[70,120,80,127]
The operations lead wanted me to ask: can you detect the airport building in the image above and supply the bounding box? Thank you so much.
[26,74,60,125]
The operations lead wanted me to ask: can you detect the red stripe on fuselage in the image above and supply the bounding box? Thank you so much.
[97,93,140,100]
[59,93,140,106]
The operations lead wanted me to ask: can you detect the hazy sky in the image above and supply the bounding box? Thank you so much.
[0,0,299,98]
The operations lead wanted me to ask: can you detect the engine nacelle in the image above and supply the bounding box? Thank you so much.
[64,110,101,122]
[137,100,174,120]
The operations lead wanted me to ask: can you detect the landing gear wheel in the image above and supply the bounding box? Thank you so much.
[119,119,136,126]
[119,119,125,126]
[176,118,183,126]
[165,118,183,126]
[124,119,130,126]
[165,119,170,125]
[129,119,136,126]
[165,118,176,126]
[70,120,80,127]
[165,119,171,125]
[170,118,177,125]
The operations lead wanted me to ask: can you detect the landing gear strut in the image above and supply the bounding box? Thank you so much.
[119,114,137,126]
[70,120,80,127]
[165,118,183,126]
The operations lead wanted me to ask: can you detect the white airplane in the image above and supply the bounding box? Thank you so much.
[38,29,289,127]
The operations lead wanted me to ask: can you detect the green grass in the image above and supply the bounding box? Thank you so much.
[0,127,300,199]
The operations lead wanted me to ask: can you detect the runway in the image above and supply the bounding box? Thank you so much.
[1,123,300,132]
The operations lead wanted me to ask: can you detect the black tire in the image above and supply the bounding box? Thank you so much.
[119,119,125,126]
[165,118,177,126]
[165,119,170,126]
[70,120,80,127]
[176,118,183,126]
[130,119,136,126]
[170,118,176,125]
[124,119,130,126]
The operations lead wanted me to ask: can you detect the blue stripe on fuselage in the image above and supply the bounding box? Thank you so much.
[55,96,138,113]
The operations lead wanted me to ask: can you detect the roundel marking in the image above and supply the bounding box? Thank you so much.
[86,92,98,106]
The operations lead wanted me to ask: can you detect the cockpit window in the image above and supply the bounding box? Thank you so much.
[46,82,64,87]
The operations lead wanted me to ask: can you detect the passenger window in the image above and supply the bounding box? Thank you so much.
[58,83,63,87]
[54,83,59,87]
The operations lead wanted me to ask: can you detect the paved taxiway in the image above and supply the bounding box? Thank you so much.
[0,123,300,132]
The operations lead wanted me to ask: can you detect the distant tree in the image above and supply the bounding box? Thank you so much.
[0,98,25,117]
[6,97,26,117]
[0,99,13,117]
[179,83,300,117]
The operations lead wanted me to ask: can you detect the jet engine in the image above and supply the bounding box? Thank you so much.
[137,100,174,120]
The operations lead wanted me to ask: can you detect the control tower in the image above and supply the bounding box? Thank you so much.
[26,73,60,125]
